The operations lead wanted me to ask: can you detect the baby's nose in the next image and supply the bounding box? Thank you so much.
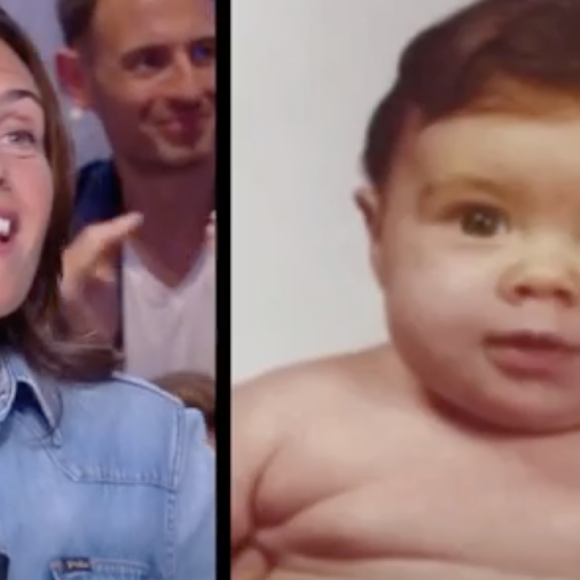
[499,249,580,307]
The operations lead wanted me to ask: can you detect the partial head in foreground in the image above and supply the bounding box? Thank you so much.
[0,7,114,380]
[357,0,580,433]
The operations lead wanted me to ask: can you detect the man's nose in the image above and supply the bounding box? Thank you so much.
[498,243,580,307]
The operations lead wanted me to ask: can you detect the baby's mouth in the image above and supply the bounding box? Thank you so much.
[488,331,576,351]
[485,331,579,378]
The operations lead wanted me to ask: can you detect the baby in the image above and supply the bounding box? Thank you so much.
[232,0,580,579]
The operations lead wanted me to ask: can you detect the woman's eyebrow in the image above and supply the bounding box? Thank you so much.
[0,88,41,109]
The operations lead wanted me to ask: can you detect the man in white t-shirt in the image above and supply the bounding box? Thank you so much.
[53,0,215,379]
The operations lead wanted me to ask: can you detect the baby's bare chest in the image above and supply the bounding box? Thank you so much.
[254,420,580,578]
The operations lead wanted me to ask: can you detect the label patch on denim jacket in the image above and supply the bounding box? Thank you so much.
[61,558,92,573]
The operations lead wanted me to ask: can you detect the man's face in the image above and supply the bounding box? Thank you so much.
[82,0,215,171]
[366,109,580,433]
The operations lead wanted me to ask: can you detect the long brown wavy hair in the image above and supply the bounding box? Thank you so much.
[0,7,115,381]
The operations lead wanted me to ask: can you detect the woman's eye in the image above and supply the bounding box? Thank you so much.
[0,130,39,150]
[458,205,509,237]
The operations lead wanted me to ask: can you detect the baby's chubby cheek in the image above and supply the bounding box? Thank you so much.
[385,244,500,337]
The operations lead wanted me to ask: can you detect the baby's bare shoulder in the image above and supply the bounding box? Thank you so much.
[235,346,388,406]
[233,345,406,441]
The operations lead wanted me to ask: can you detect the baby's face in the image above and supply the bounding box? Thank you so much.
[371,111,580,432]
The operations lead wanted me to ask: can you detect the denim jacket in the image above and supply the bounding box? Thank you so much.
[0,349,215,579]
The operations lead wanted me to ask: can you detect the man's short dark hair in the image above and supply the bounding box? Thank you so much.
[57,0,99,46]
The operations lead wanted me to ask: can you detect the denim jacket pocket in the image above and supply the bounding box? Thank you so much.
[49,558,158,580]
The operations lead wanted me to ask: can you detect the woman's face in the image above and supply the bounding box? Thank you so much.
[0,40,52,316]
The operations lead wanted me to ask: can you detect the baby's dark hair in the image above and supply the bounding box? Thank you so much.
[154,372,215,432]
[364,0,580,189]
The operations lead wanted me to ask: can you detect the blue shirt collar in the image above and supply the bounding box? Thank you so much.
[1,350,60,431]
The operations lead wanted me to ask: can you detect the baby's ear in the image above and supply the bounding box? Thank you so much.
[354,186,389,289]
[354,186,381,240]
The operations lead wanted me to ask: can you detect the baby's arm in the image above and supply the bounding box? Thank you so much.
[232,373,289,580]
[380,560,574,580]
[231,357,361,579]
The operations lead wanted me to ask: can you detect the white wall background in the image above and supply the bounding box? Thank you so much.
[232,0,469,382]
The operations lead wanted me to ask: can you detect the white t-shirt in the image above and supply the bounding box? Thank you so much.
[121,242,215,380]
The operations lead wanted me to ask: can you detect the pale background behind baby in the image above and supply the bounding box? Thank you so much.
[232,0,469,382]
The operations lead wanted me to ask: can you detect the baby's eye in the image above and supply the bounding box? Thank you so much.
[458,204,509,237]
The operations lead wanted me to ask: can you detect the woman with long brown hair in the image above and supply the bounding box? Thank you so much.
[0,7,214,578]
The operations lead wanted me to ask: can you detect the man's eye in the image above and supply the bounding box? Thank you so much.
[458,205,509,237]
[190,40,215,66]
[126,50,170,72]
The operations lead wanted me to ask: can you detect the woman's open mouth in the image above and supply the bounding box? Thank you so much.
[0,216,13,243]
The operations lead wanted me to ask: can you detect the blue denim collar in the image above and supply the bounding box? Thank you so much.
[2,350,60,431]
